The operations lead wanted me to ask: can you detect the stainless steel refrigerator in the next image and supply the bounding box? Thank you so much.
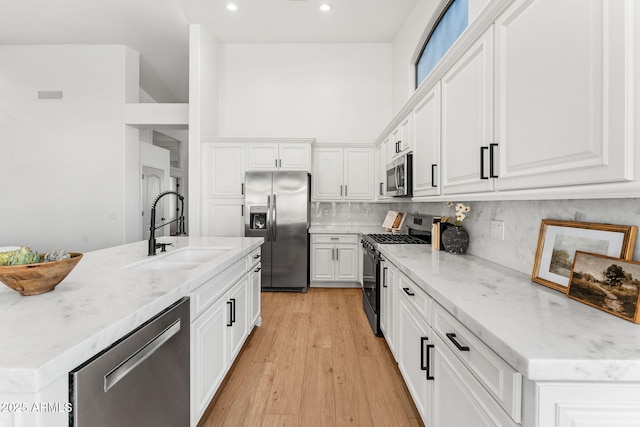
[244,171,310,291]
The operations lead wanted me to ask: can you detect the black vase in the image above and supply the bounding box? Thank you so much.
[440,225,469,255]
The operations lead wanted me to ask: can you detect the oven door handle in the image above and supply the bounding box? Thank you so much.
[382,267,388,288]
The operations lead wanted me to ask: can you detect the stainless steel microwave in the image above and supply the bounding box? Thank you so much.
[385,153,413,197]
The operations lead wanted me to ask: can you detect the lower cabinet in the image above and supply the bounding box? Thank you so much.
[190,247,261,426]
[379,258,398,358]
[310,234,360,284]
[393,261,521,427]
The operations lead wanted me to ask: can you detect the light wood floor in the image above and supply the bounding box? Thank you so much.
[198,287,423,427]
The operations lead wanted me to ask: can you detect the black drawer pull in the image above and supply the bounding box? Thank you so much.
[426,344,435,380]
[254,267,261,272]
[253,254,261,259]
[420,337,428,371]
[480,146,489,179]
[446,333,470,351]
[226,301,233,327]
[402,287,415,296]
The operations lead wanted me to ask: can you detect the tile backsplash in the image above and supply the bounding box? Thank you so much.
[312,199,640,277]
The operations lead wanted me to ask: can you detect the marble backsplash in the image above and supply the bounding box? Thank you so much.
[312,199,640,277]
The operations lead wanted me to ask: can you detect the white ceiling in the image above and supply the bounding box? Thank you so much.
[0,0,418,102]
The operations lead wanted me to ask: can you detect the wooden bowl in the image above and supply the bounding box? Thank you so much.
[0,253,83,296]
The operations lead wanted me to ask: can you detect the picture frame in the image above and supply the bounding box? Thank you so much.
[531,220,637,292]
[567,251,640,323]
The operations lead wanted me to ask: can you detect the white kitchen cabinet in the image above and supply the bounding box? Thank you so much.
[204,199,244,237]
[310,234,360,284]
[375,142,390,200]
[379,258,398,359]
[246,142,311,171]
[312,147,374,201]
[397,292,434,425]
[389,113,413,160]
[441,27,495,195]
[412,82,441,197]
[493,0,633,190]
[190,253,258,426]
[204,143,246,198]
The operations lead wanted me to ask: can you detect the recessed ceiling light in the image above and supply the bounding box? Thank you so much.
[319,3,332,12]
[226,3,238,11]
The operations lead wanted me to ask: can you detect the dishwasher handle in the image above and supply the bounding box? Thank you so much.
[104,319,181,392]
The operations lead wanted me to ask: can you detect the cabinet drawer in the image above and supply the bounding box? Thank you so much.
[397,272,432,325]
[433,304,522,423]
[191,257,248,319]
[247,247,261,267]
[311,234,358,244]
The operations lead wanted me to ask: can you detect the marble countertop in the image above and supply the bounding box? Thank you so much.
[379,244,640,382]
[309,224,390,234]
[0,236,263,394]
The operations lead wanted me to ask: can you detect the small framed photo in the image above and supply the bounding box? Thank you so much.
[532,220,637,292]
[567,251,640,323]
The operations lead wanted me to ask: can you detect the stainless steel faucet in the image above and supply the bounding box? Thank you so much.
[148,191,186,256]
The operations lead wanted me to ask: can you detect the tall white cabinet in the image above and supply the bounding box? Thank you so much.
[201,138,313,237]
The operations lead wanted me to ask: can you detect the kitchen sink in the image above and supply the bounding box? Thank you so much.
[127,247,232,270]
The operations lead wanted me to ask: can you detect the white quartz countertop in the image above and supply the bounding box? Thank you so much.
[0,236,263,394]
[379,244,640,382]
[309,224,389,234]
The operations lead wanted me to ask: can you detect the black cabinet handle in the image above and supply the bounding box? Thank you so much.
[446,333,470,351]
[380,182,384,196]
[480,146,489,179]
[402,287,415,296]
[383,267,388,288]
[431,164,437,188]
[254,267,261,272]
[426,344,435,380]
[253,254,261,259]
[420,337,428,371]
[489,143,499,178]
[231,298,236,324]
[241,183,244,195]
[226,301,233,327]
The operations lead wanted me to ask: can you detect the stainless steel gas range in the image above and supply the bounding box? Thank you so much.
[360,214,433,336]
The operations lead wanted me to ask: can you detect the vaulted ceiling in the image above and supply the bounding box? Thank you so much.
[1,0,418,102]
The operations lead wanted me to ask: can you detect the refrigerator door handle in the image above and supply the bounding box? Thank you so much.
[266,195,271,242]
[272,194,277,242]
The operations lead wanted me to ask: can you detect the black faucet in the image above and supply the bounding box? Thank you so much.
[148,190,186,256]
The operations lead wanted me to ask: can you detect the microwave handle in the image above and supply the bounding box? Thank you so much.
[396,166,402,191]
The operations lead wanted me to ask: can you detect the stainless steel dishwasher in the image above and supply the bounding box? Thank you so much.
[69,297,190,427]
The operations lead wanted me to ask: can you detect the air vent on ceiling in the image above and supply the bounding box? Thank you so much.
[38,90,63,100]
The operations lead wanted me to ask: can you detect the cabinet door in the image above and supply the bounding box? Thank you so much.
[397,297,433,426]
[311,244,335,281]
[494,0,633,190]
[344,148,374,200]
[228,277,249,361]
[432,333,517,427]
[204,199,244,237]
[441,28,495,195]
[207,144,246,197]
[413,82,441,197]
[278,143,311,171]
[246,143,279,171]
[250,264,261,327]
[398,113,413,155]
[191,299,229,425]
[335,245,358,281]
[312,148,343,200]
[380,260,398,359]
[375,144,389,200]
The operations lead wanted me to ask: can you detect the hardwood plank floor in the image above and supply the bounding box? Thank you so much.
[199,288,423,427]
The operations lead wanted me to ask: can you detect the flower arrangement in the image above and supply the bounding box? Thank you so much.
[442,202,470,227]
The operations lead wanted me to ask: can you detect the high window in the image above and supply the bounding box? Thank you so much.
[415,0,469,88]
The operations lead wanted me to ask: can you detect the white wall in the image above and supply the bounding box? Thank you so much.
[0,45,130,252]
[218,43,392,144]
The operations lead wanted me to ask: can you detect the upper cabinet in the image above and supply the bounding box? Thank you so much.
[378,0,636,200]
[412,82,442,198]
[313,146,374,201]
[493,0,633,190]
[204,143,246,198]
[246,141,311,171]
[441,28,495,195]
[389,113,413,160]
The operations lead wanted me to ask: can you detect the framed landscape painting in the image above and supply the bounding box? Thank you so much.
[567,251,640,323]
[531,220,637,292]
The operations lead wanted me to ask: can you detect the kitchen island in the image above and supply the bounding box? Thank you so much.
[378,244,640,426]
[0,236,262,427]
